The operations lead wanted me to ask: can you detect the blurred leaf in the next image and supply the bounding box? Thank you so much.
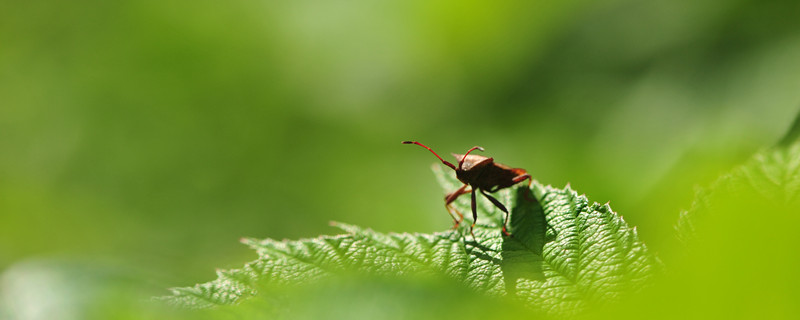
[778,108,800,147]
[161,168,656,317]
[674,206,697,245]
[676,138,800,244]
[651,132,800,319]
[675,108,800,250]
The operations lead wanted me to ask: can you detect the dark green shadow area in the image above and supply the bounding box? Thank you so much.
[500,186,547,296]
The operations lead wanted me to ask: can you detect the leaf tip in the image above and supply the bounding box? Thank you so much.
[240,237,260,246]
[329,221,362,234]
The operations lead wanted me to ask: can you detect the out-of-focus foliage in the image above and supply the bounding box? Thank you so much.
[584,138,800,319]
[1,0,799,318]
[163,169,655,318]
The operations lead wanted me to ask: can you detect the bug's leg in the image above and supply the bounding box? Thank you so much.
[445,184,470,228]
[445,208,463,229]
[511,172,537,202]
[512,173,532,186]
[480,190,511,237]
[470,188,477,239]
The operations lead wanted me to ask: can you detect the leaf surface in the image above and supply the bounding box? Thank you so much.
[162,166,656,317]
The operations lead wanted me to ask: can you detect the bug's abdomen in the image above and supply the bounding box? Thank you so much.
[474,165,526,191]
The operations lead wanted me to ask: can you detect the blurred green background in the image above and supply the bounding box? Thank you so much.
[1,0,799,318]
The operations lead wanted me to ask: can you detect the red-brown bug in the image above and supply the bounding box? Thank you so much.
[402,141,531,237]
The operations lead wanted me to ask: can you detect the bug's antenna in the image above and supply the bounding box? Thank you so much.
[402,141,457,170]
[459,146,485,169]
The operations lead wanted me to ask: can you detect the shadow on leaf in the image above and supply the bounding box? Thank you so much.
[501,186,547,296]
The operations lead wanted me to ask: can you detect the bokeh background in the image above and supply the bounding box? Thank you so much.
[1,0,799,318]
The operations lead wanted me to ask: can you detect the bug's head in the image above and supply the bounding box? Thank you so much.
[402,141,456,170]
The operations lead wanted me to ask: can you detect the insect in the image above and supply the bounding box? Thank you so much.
[402,141,531,237]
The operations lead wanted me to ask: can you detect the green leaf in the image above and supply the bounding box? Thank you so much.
[676,141,800,243]
[161,166,656,317]
[777,109,800,147]
[657,139,800,319]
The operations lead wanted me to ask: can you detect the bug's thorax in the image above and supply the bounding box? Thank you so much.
[453,153,493,185]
